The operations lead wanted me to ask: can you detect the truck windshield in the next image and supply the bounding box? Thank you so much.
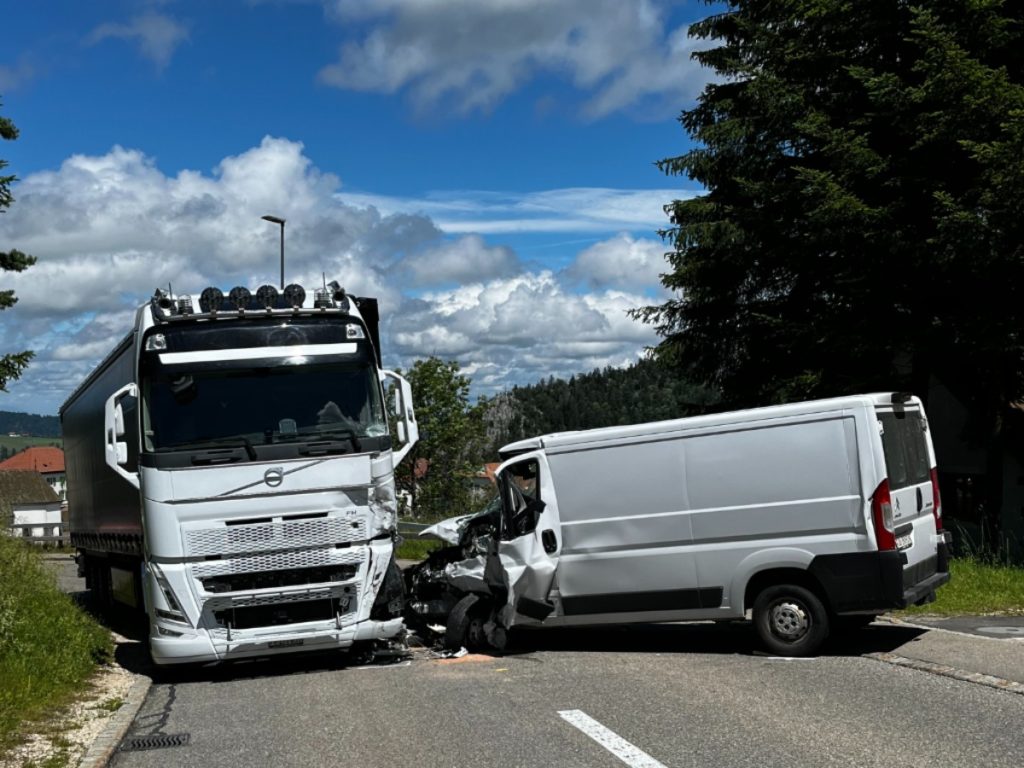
[139,318,386,454]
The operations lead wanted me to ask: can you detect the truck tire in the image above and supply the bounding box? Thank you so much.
[753,584,829,657]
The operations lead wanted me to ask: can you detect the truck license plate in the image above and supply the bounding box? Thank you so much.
[268,638,304,649]
[896,533,913,551]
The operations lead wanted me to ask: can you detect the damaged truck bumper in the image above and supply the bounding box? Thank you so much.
[151,617,405,665]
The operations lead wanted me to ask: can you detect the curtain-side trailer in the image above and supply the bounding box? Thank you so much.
[61,282,418,665]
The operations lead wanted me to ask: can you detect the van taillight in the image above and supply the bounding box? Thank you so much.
[871,479,897,551]
[930,467,943,531]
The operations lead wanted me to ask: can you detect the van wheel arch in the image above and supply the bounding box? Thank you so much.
[743,568,830,615]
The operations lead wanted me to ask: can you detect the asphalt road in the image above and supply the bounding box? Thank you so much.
[99,623,1023,768]
[44,556,1024,768]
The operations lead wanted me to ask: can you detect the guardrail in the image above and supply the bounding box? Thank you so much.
[397,520,430,536]
[7,522,70,546]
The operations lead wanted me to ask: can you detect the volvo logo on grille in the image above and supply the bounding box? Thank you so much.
[264,467,284,487]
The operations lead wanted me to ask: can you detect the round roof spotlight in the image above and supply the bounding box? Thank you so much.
[228,286,251,311]
[283,283,305,309]
[199,287,224,313]
[155,291,175,311]
[328,281,350,313]
[255,284,279,309]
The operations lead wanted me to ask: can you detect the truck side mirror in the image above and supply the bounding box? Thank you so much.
[104,383,140,490]
[114,402,126,438]
[379,370,419,465]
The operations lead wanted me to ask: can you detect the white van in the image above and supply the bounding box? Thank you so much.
[407,393,951,656]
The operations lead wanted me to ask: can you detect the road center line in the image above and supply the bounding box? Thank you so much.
[557,709,668,768]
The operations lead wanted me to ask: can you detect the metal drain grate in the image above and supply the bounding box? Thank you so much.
[119,733,191,752]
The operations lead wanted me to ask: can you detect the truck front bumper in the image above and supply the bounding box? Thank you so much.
[150,617,404,666]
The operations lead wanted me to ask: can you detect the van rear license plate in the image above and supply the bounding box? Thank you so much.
[896,533,913,550]
[268,639,304,649]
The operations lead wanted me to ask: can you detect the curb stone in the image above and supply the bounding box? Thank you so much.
[79,674,152,768]
[865,652,1024,696]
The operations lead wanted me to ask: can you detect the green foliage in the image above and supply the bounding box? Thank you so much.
[394,537,443,561]
[1,97,36,391]
[0,411,62,439]
[899,557,1024,615]
[483,357,718,455]
[639,1,1024,412]
[0,538,112,749]
[397,357,487,520]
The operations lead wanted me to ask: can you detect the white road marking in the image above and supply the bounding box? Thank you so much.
[558,709,668,768]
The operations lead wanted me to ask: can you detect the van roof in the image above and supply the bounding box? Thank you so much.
[498,392,921,459]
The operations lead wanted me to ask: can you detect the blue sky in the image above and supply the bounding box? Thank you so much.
[1,0,712,415]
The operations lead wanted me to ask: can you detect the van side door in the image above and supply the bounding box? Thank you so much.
[491,452,561,625]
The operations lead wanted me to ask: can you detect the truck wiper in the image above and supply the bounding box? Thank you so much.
[204,436,258,460]
[310,428,361,454]
[173,436,258,461]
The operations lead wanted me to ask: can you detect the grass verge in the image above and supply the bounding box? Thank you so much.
[395,537,442,561]
[0,536,112,751]
[899,557,1024,616]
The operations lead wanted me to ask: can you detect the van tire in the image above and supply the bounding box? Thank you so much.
[753,584,829,657]
[444,594,482,652]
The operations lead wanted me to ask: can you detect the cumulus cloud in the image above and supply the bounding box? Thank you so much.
[319,0,712,117]
[387,272,656,385]
[0,138,661,414]
[397,234,522,286]
[87,12,189,71]
[564,233,667,290]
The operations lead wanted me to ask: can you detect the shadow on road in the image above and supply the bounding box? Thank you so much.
[504,620,927,658]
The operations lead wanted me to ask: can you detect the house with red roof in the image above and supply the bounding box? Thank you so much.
[0,446,66,500]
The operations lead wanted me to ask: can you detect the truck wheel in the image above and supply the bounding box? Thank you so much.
[753,584,829,657]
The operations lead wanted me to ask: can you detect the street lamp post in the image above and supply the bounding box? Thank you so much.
[261,215,286,288]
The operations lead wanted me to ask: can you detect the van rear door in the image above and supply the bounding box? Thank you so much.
[875,402,940,580]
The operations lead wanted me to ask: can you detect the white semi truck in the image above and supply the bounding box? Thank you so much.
[61,282,418,665]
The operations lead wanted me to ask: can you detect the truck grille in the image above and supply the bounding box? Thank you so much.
[201,564,359,593]
[191,546,363,578]
[184,516,366,558]
[206,587,357,632]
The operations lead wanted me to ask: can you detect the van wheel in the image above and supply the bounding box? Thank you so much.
[753,584,829,657]
[444,594,482,651]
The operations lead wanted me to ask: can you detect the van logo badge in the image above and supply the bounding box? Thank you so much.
[264,467,284,487]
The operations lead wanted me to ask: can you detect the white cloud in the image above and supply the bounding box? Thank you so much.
[387,273,657,386]
[0,139,663,414]
[88,12,189,71]
[564,233,667,290]
[340,187,692,235]
[318,0,712,117]
[398,234,522,286]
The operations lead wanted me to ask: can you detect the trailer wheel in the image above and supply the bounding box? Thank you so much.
[753,584,829,657]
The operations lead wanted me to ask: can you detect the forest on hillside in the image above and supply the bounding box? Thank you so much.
[0,410,60,438]
[481,357,717,457]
